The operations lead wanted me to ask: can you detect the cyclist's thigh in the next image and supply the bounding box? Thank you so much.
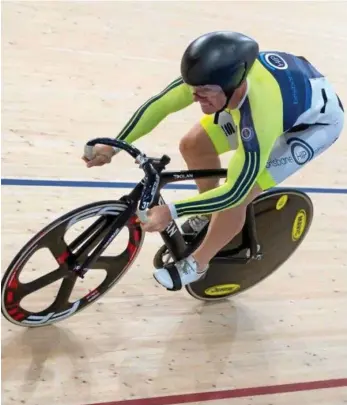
[258,117,344,189]
[200,111,238,155]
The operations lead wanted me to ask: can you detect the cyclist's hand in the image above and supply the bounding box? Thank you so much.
[82,144,116,168]
[141,205,172,233]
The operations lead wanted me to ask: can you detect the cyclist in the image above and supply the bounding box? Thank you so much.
[83,31,344,291]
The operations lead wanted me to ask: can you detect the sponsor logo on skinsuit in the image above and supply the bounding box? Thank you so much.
[266,156,294,168]
[264,53,289,70]
[287,138,314,165]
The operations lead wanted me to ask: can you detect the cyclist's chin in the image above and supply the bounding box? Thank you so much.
[199,103,219,115]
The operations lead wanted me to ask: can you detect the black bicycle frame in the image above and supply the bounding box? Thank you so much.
[75,137,261,277]
[123,167,229,262]
[123,167,261,266]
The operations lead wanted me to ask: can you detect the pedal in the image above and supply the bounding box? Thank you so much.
[255,252,263,260]
[245,244,262,260]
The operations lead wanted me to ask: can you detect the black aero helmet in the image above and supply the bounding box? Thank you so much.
[180,31,259,98]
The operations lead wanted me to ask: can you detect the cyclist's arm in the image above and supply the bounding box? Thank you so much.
[168,100,282,218]
[116,77,194,144]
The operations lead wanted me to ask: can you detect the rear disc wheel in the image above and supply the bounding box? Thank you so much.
[185,189,314,301]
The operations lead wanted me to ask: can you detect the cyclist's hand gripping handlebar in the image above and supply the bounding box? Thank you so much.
[85,138,168,223]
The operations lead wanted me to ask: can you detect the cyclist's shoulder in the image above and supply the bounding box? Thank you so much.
[256,50,323,75]
[252,51,325,94]
[245,51,326,132]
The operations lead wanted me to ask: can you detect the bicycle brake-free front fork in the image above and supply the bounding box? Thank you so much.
[71,198,136,279]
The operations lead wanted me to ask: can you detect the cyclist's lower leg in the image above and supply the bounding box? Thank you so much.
[153,184,262,290]
[192,184,262,270]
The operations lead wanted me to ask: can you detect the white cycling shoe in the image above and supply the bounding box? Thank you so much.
[153,255,208,291]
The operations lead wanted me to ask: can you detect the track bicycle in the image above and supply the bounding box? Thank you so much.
[1,137,314,327]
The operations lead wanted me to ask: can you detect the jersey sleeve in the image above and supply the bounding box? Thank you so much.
[170,96,283,218]
[115,77,194,144]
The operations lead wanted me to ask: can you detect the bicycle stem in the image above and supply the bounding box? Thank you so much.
[85,138,170,223]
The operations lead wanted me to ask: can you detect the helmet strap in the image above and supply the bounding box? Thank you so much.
[213,75,247,124]
[213,93,232,124]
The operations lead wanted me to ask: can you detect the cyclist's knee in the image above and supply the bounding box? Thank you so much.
[179,123,217,159]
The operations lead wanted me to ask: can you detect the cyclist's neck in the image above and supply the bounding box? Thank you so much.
[227,79,249,110]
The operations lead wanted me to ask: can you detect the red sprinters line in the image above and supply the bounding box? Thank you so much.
[85,378,347,405]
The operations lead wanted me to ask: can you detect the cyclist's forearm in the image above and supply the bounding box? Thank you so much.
[168,149,260,218]
[115,77,193,144]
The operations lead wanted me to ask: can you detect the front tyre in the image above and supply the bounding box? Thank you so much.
[1,200,144,327]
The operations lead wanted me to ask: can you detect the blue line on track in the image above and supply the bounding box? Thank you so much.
[1,178,347,194]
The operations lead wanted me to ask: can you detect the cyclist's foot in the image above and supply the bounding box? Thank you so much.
[153,255,208,290]
[181,214,210,234]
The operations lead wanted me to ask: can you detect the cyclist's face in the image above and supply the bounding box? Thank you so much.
[191,85,227,114]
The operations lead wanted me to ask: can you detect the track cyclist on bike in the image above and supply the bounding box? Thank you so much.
[83,31,344,291]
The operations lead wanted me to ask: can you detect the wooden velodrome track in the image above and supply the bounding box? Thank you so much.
[1,1,347,405]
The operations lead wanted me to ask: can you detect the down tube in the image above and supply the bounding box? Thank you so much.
[157,194,187,261]
[156,169,227,260]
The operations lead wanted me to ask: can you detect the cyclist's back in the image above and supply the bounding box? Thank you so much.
[255,51,342,130]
